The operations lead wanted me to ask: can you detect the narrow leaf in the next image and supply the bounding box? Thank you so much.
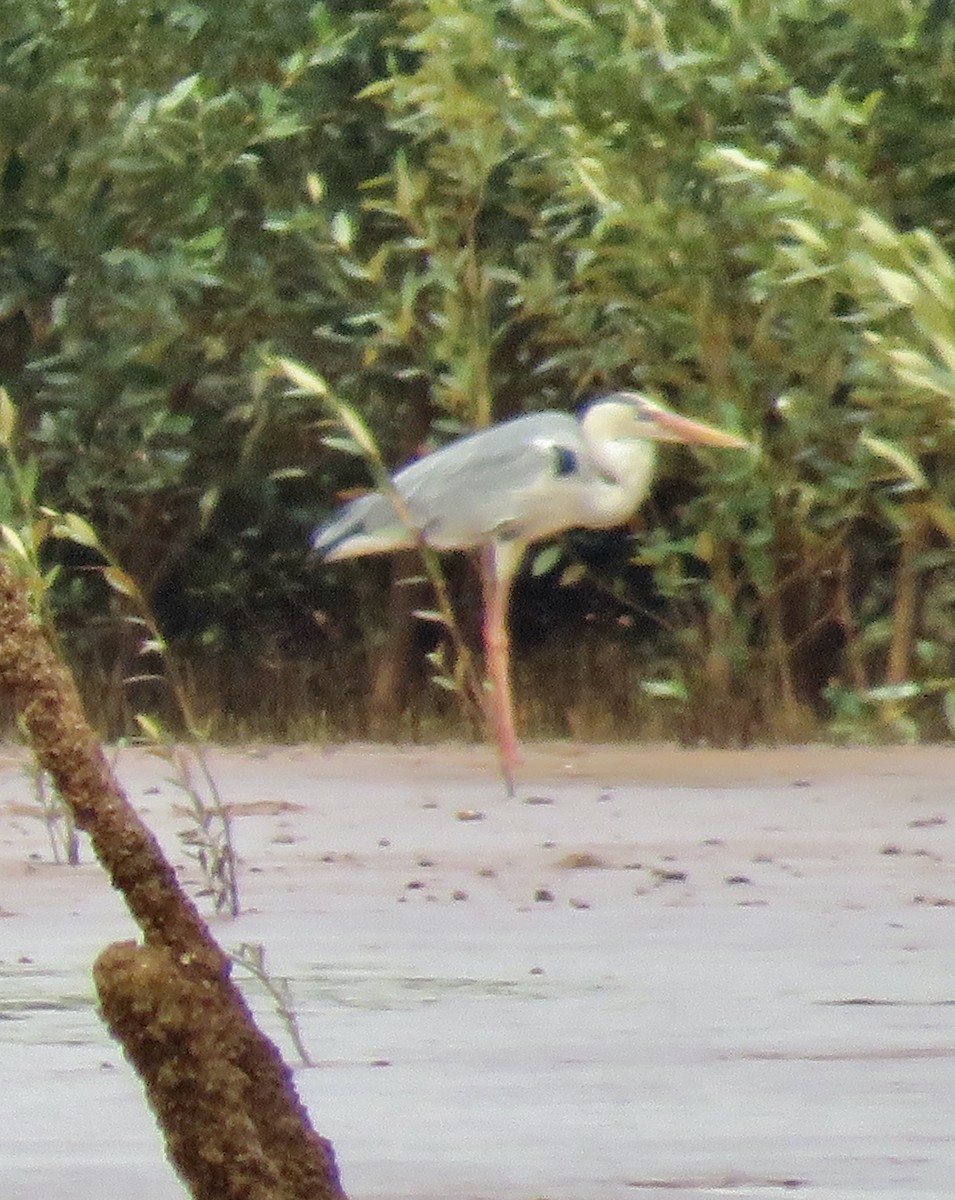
[943,689,955,736]
[321,434,364,457]
[135,713,168,742]
[55,512,102,550]
[102,566,140,599]
[641,679,689,702]
[865,682,920,702]
[0,387,17,449]
[0,524,27,560]
[198,486,220,529]
[559,563,587,587]
[331,210,353,249]
[413,609,449,626]
[871,266,920,307]
[530,545,561,577]
[275,357,329,398]
[860,434,927,489]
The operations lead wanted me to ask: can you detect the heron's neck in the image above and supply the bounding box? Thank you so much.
[595,437,655,486]
[579,403,659,522]
[586,437,657,526]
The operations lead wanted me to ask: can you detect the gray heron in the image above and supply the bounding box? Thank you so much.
[313,392,748,792]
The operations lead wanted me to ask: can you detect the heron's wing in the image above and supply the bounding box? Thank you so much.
[394,411,597,548]
[313,411,597,559]
[311,487,408,560]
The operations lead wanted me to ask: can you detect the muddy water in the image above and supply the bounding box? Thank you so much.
[1,743,954,1199]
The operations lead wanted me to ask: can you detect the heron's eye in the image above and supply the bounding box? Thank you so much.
[551,445,578,476]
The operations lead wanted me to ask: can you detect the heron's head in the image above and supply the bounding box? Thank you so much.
[591,392,749,449]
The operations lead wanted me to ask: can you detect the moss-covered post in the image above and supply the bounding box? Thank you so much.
[0,555,345,1200]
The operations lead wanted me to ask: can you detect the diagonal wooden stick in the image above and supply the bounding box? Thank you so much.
[0,556,345,1200]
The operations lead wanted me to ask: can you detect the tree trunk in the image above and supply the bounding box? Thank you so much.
[367,549,430,733]
[0,555,346,1200]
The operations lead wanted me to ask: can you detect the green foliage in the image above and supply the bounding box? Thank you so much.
[1,0,955,744]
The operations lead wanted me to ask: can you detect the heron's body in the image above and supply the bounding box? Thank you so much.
[313,406,659,565]
[312,393,747,793]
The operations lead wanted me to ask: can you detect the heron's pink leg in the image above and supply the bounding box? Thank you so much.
[479,544,520,797]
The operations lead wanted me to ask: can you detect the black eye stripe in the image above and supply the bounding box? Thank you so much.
[551,445,578,476]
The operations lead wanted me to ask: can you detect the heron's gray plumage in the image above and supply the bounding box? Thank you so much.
[312,401,659,563]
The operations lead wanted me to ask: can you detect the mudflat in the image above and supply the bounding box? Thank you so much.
[1,742,954,1199]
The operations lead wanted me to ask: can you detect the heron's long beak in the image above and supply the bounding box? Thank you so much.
[650,409,749,449]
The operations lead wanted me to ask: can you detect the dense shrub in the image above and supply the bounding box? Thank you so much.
[0,0,953,743]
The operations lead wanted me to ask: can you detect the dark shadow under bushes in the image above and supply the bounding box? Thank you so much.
[46,623,818,749]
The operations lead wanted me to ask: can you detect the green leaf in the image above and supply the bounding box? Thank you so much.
[559,562,587,587]
[870,266,920,308]
[943,689,955,736]
[860,435,927,489]
[54,513,102,551]
[275,357,329,399]
[0,523,27,561]
[135,713,168,743]
[102,565,140,599]
[864,682,920,703]
[641,679,689,702]
[413,609,449,625]
[0,387,17,449]
[321,435,364,457]
[780,217,827,253]
[530,545,561,577]
[198,486,220,529]
[331,210,353,249]
[543,0,593,28]
[157,74,201,111]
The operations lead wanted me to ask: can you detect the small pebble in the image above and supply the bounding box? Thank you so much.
[652,868,687,883]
